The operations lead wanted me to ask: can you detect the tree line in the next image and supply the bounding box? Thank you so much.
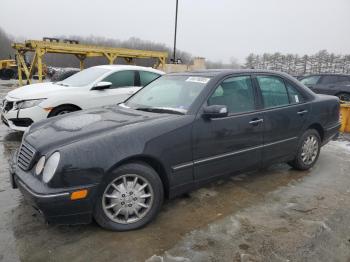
[0,26,238,69]
[245,50,350,76]
[0,27,15,59]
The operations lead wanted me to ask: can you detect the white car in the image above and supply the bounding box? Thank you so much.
[1,65,164,131]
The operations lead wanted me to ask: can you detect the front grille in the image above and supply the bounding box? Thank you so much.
[17,142,36,171]
[10,118,33,127]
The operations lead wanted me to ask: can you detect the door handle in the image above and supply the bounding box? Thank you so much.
[297,110,308,115]
[249,118,264,125]
[127,91,135,95]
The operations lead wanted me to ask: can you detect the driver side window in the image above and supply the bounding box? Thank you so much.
[102,70,135,89]
[208,76,255,114]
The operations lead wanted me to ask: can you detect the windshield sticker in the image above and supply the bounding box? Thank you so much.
[186,77,210,84]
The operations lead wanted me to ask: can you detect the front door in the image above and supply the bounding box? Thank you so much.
[192,75,264,182]
[90,70,140,107]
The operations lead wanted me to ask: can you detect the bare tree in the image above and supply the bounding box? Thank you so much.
[245,50,350,75]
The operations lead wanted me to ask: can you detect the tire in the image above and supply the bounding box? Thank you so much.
[48,105,79,117]
[93,162,164,231]
[337,93,350,102]
[288,129,321,170]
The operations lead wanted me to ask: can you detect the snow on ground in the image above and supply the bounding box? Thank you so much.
[330,140,350,152]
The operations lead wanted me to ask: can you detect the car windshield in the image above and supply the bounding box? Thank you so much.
[124,75,210,114]
[57,67,109,87]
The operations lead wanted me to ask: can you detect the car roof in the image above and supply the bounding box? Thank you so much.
[93,65,165,74]
[303,73,350,77]
[167,69,293,78]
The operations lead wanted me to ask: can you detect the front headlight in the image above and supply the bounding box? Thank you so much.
[14,99,46,110]
[42,152,60,183]
[35,156,46,176]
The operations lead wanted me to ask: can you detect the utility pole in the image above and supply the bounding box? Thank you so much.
[173,0,179,63]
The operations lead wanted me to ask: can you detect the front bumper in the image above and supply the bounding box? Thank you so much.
[1,105,49,131]
[10,157,98,225]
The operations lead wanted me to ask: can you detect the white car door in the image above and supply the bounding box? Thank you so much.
[89,70,140,107]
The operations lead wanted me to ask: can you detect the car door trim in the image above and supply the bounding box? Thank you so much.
[172,136,298,171]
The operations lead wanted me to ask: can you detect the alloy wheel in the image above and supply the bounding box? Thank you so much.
[102,174,154,224]
[301,135,319,165]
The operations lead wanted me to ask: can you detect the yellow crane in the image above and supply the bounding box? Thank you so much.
[12,38,168,86]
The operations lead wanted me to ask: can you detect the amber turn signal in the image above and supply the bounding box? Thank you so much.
[70,189,88,200]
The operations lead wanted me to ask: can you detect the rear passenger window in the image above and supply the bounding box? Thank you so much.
[257,76,289,108]
[286,82,304,104]
[139,71,160,86]
[208,76,255,114]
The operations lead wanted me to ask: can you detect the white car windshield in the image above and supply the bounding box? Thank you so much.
[57,67,109,87]
[124,75,211,114]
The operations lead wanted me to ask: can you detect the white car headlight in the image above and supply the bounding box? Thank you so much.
[15,99,46,110]
[42,152,60,183]
[35,156,46,176]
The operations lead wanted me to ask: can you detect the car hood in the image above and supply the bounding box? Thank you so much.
[24,106,178,150]
[6,82,74,100]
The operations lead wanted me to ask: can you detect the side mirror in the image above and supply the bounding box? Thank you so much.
[91,81,112,90]
[202,105,228,119]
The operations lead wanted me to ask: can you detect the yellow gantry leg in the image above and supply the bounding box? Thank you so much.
[104,53,117,64]
[75,54,86,70]
[36,48,45,82]
[15,52,23,86]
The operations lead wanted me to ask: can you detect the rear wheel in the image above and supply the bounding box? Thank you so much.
[337,93,350,102]
[93,162,164,231]
[48,105,79,117]
[288,129,321,170]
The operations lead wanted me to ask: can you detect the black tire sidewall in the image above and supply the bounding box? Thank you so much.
[294,129,321,170]
[93,162,164,231]
[48,105,77,117]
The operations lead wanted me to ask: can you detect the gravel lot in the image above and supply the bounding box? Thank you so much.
[1,81,350,262]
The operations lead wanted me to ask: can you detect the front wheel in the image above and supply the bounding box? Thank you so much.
[288,129,321,170]
[48,105,79,117]
[93,162,164,231]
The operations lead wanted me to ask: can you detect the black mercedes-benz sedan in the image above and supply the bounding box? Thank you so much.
[10,70,341,231]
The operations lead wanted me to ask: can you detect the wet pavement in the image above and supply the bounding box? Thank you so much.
[1,81,350,262]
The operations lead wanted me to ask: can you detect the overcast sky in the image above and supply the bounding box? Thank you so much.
[1,0,350,63]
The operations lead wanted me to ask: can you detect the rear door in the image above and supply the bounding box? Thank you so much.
[193,75,264,182]
[255,74,311,165]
